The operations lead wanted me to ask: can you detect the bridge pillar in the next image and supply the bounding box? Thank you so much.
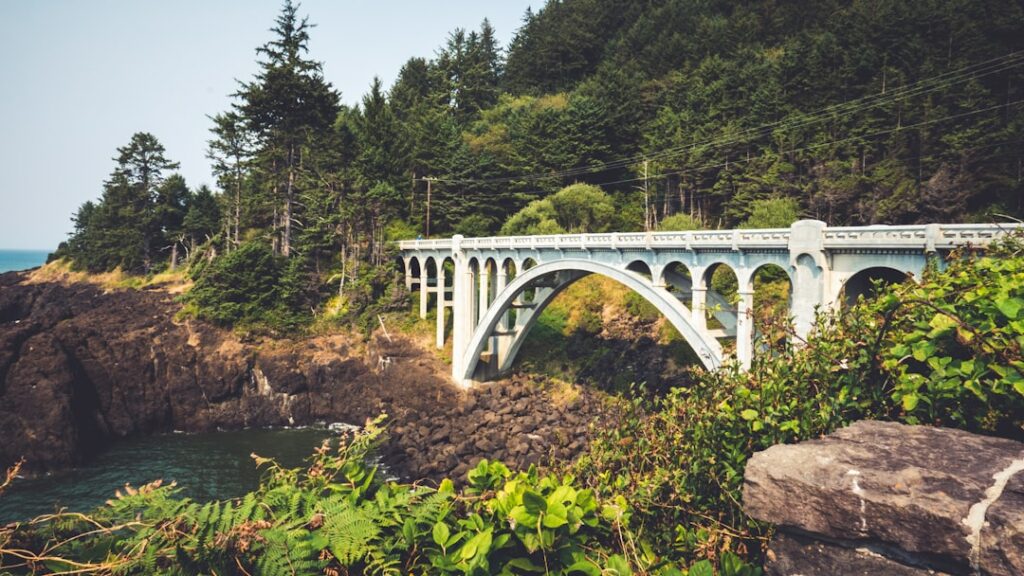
[403,257,414,291]
[691,287,708,333]
[736,289,754,369]
[478,263,490,338]
[419,265,429,320]
[493,266,508,356]
[789,220,830,341]
[435,264,447,349]
[451,236,472,386]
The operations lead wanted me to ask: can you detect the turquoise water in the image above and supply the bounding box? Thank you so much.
[0,428,333,523]
[0,249,50,273]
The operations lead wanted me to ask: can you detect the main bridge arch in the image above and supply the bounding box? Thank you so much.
[457,259,723,383]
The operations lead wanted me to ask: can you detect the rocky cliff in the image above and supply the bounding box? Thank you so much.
[0,271,606,480]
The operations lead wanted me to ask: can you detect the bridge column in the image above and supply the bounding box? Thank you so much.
[789,220,830,341]
[478,262,490,333]
[435,264,447,349]
[451,236,472,386]
[690,287,707,332]
[493,266,508,357]
[735,289,754,369]
[419,263,429,320]
[403,257,414,291]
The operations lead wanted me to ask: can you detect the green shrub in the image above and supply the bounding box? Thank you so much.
[572,239,1024,564]
[185,241,310,332]
[0,420,760,575]
[658,213,702,231]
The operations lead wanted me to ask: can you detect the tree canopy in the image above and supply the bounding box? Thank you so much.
[55,0,1024,328]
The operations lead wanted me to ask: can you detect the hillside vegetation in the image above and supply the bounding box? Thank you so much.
[48,0,1024,332]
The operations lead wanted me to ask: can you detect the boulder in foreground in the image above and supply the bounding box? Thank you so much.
[743,420,1024,576]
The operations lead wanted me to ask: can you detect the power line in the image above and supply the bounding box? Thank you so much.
[637,136,1024,206]
[586,99,1024,190]
[418,51,1024,186]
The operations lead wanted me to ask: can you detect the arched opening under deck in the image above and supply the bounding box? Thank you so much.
[748,263,792,351]
[841,266,913,308]
[459,260,722,386]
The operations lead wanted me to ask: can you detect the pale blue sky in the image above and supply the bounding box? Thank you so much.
[0,1,536,250]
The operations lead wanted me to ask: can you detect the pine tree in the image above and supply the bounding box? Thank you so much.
[236,0,340,257]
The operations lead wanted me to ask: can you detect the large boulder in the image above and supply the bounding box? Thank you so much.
[743,420,1024,576]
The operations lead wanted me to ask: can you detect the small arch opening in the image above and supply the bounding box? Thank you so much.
[662,261,694,301]
[750,263,792,350]
[703,263,739,339]
[407,257,422,279]
[841,267,911,307]
[626,260,653,280]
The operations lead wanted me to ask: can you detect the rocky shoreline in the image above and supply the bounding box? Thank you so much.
[382,375,614,482]
[0,271,614,482]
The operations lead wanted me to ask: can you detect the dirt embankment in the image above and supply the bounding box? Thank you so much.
[0,271,611,481]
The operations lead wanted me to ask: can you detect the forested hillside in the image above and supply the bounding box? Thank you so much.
[54,0,1024,326]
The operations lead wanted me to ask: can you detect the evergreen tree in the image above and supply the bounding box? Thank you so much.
[236,0,340,256]
[207,111,252,251]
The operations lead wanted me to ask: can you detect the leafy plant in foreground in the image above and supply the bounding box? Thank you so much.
[1,418,759,575]
[572,238,1024,565]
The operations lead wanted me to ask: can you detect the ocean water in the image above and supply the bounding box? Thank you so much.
[0,428,334,523]
[0,249,50,273]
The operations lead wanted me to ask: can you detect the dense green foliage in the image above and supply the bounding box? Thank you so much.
[53,0,1024,330]
[185,242,310,332]
[0,421,759,575]
[572,239,1024,560]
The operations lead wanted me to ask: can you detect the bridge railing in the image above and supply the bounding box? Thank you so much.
[398,223,1022,253]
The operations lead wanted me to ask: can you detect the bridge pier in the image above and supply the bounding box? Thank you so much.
[419,269,429,320]
[435,265,447,349]
[451,236,473,385]
[690,286,707,333]
[736,289,754,369]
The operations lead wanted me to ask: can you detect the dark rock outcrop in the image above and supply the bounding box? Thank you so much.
[0,272,612,484]
[0,273,454,471]
[382,376,613,482]
[743,420,1024,576]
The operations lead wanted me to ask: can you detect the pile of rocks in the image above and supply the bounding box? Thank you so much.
[743,420,1024,576]
[383,376,612,483]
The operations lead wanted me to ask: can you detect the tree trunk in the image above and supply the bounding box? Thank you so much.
[283,153,294,258]
[233,175,241,250]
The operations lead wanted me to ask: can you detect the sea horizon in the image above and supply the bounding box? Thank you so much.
[0,248,52,273]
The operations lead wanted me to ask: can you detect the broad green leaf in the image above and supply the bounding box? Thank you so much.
[432,521,450,547]
[687,559,714,576]
[740,409,758,421]
[902,393,919,411]
[998,297,1024,319]
[507,557,546,573]
[523,490,546,514]
[566,560,602,576]
[542,502,568,528]
[927,313,957,337]
[605,554,632,576]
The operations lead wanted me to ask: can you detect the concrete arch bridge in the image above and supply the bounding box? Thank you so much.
[398,220,1018,387]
